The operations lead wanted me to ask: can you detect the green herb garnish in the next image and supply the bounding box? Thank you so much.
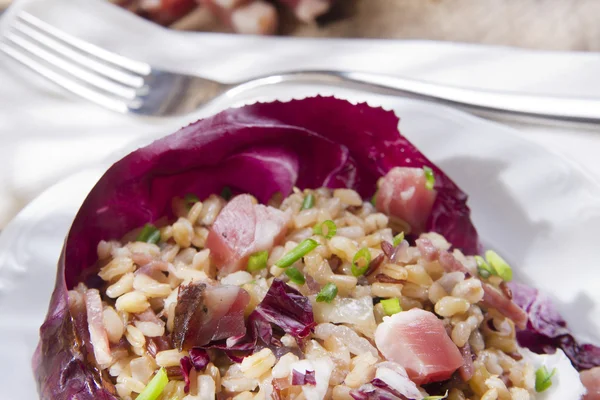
[313,220,337,239]
[475,255,494,279]
[423,390,448,400]
[485,250,513,282]
[184,193,199,209]
[275,239,319,269]
[247,251,269,273]
[220,186,232,200]
[136,367,168,400]
[137,224,161,244]
[351,247,372,277]
[392,232,405,247]
[535,366,557,393]
[380,298,402,316]
[285,267,306,285]
[301,193,315,210]
[423,166,435,190]
[316,283,338,303]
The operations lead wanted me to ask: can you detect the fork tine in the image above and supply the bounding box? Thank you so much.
[4,32,138,100]
[13,21,145,88]
[18,12,152,77]
[0,41,129,113]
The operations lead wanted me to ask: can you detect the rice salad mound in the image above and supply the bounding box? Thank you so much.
[71,180,545,400]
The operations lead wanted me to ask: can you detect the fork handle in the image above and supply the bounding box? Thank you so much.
[228,70,600,124]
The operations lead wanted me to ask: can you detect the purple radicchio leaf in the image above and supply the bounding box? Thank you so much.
[189,348,210,371]
[34,97,479,399]
[254,279,315,339]
[180,356,193,394]
[509,282,600,371]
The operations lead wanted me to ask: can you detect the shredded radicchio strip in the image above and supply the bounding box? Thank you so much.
[365,253,385,276]
[370,378,411,400]
[292,369,316,386]
[180,356,193,393]
[381,241,395,259]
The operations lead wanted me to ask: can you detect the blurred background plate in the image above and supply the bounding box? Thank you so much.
[0,91,599,398]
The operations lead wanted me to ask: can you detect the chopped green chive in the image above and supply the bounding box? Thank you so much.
[423,391,448,400]
[137,224,161,244]
[370,191,378,206]
[475,255,494,279]
[301,193,315,210]
[392,232,405,247]
[485,250,513,282]
[136,367,168,400]
[275,239,319,269]
[313,220,337,239]
[316,283,338,303]
[535,366,556,393]
[351,247,372,277]
[220,186,232,200]
[423,166,435,190]
[285,267,306,285]
[247,251,269,273]
[380,298,402,316]
[184,193,199,209]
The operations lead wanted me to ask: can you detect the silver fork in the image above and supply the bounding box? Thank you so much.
[2,12,600,121]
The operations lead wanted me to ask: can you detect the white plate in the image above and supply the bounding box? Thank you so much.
[1,93,600,399]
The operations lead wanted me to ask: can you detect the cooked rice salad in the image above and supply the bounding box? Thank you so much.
[69,179,573,399]
[33,98,599,400]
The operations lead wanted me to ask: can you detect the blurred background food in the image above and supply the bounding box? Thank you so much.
[105,0,600,51]
[2,0,599,48]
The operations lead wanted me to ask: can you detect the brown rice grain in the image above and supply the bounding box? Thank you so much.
[332,385,354,400]
[434,296,470,317]
[197,375,217,400]
[125,325,146,348]
[160,225,173,242]
[172,217,193,248]
[103,306,125,344]
[199,194,225,226]
[294,208,319,229]
[451,278,484,304]
[155,349,189,368]
[134,321,165,337]
[344,353,377,388]
[161,244,180,263]
[106,272,135,299]
[405,264,433,286]
[371,282,403,298]
[187,201,204,225]
[116,291,150,314]
[328,274,358,296]
[205,363,222,392]
[379,263,408,281]
[133,274,171,298]
[130,356,156,384]
[240,348,276,379]
[98,257,135,282]
[191,226,209,248]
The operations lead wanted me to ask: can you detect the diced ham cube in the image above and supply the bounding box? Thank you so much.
[375,167,437,235]
[581,367,600,400]
[206,194,291,275]
[374,308,464,385]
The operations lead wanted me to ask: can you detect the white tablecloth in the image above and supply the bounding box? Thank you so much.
[1,0,600,228]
